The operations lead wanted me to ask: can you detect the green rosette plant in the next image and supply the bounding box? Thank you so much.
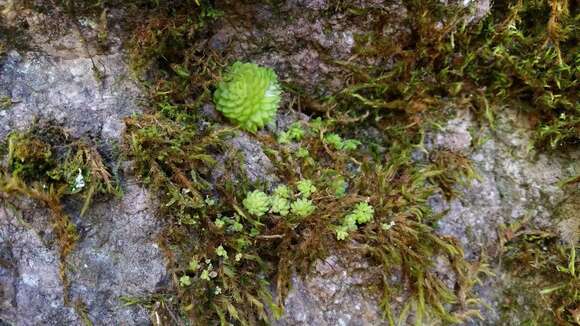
[242,190,271,217]
[213,62,282,132]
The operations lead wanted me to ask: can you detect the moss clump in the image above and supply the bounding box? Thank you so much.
[7,132,54,180]
[125,106,486,324]
[4,126,119,212]
[342,0,579,150]
[0,124,119,304]
[117,0,577,324]
[499,217,579,324]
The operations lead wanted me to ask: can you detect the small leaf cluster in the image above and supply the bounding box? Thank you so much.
[278,122,306,144]
[242,190,271,217]
[242,180,317,218]
[336,201,375,241]
[323,133,361,151]
[278,119,361,153]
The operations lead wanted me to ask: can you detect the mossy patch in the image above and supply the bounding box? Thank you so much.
[499,202,579,325]
[38,0,578,324]
[0,123,120,303]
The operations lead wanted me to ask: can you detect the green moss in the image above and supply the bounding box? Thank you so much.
[347,0,578,149]
[0,96,13,110]
[116,0,578,324]
[5,126,119,211]
[0,124,119,305]
[499,217,579,324]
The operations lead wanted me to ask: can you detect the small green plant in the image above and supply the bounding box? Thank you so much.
[273,184,292,198]
[216,245,228,259]
[324,133,343,150]
[278,122,306,144]
[214,62,282,132]
[270,195,290,216]
[296,179,316,198]
[350,202,374,224]
[296,147,309,158]
[179,275,192,287]
[242,190,271,217]
[323,133,361,151]
[336,201,374,240]
[341,139,361,151]
[290,198,316,217]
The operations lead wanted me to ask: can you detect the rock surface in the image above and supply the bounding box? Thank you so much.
[0,184,165,325]
[0,199,81,325]
[67,183,165,325]
[210,0,409,97]
[276,255,388,326]
[430,109,580,324]
[0,4,164,326]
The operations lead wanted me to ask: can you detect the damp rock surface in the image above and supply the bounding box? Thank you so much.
[431,109,580,324]
[0,50,140,141]
[67,183,166,325]
[0,184,165,325]
[275,255,388,326]
[0,200,82,326]
[0,4,162,326]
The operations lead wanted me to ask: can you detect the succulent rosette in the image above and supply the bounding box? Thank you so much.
[213,62,282,132]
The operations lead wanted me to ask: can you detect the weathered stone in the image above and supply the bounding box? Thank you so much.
[0,184,165,325]
[210,0,410,97]
[276,255,388,326]
[0,50,140,141]
[212,132,279,185]
[0,3,162,325]
[432,109,580,324]
[67,183,166,325]
[0,201,81,325]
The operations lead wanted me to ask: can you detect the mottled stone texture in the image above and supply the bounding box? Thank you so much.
[429,109,579,324]
[0,49,138,141]
[210,0,409,97]
[275,255,388,326]
[0,4,164,326]
[0,201,81,325]
[0,185,166,325]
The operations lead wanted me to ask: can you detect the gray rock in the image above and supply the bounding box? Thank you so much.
[434,109,578,258]
[428,111,473,153]
[0,4,162,325]
[68,182,166,325]
[210,0,410,96]
[276,255,388,326]
[0,1,140,141]
[0,201,81,326]
[0,184,165,326]
[212,132,279,185]
[433,109,580,324]
[267,109,310,135]
[0,50,141,140]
